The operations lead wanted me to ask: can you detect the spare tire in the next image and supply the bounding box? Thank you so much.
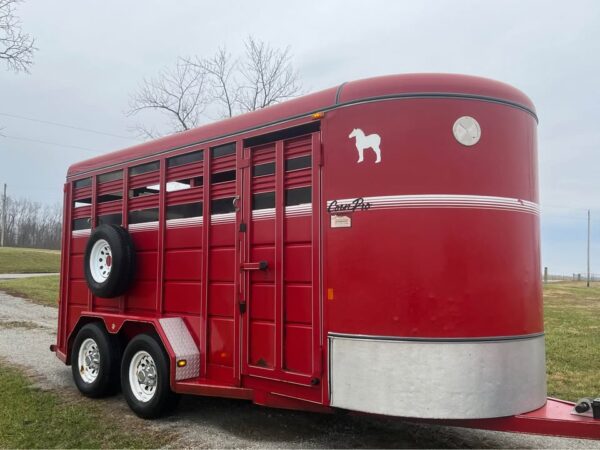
[84,224,136,298]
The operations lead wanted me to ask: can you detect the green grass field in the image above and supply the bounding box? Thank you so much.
[0,247,60,273]
[0,275,59,307]
[544,282,600,401]
[0,362,172,448]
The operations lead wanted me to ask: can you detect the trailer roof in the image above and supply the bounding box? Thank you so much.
[67,73,535,178]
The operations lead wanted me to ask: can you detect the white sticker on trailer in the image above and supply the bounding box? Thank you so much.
[331,215,352,228]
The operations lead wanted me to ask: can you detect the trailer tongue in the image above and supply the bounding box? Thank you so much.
[426,398,600,440]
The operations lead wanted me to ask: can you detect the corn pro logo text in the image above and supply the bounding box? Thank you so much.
[327,197,372,214]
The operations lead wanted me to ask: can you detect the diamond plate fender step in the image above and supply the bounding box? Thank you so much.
[158,317,200,381]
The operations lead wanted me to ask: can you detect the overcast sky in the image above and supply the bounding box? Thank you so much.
[1,0,599,273]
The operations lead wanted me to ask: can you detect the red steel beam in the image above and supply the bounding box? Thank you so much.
[425,398,600,440]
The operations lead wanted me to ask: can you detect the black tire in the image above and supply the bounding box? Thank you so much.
[71,322,121,398]
[121,333,179,419]
[84,224,135,298]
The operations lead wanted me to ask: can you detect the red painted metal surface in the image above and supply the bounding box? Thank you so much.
[66,74,534,179]
[238,133,321,388]
[53,73,600,440]
[175,381,253,400]
[430,398,600,440]
[324,104,540,341]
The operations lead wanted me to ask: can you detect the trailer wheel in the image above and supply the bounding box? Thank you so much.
[84,224,135,298]
[71,322,121,397]
[121,333,179,419]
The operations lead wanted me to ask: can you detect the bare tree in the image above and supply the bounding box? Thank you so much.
[237,36,301,113]
[127,60,210,138]
[188,48,238,119]
[0,0,36,73]
[130,37,302,135]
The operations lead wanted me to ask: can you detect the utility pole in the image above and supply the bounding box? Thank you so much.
[1,183,6,247]
[587,209,591,287]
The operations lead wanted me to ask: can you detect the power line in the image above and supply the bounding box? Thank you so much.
[0,112,136,141]
[0,133,101,154]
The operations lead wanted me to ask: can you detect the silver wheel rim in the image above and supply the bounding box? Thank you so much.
[129,350,158,402]
[89,239,112,283]
[78,338,100,384]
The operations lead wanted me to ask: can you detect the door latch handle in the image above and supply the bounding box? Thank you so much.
[241,261,268,271]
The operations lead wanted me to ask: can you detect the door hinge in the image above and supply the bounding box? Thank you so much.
[239,298,247,314]
[239,222,247,232]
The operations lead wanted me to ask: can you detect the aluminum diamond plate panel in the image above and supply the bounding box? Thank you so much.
[159,317,200,380]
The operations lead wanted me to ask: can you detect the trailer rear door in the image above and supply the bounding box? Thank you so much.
[239,131,322,386]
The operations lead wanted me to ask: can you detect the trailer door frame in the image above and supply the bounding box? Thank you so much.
[239,131,322,386]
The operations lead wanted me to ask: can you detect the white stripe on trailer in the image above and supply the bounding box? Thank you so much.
[166,217,203,228]
[252,204,312,221]
[128,221,160,232]
[210,212,236,224]
[71,229,91,237]
[327,194,539,215]
[285,204,312,217]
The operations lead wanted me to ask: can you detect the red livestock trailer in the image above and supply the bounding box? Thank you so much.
[52,73,600,439]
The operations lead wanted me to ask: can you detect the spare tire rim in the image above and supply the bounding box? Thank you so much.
[90,238,113,283]
[78,338,100,384]
[129,350,158,402]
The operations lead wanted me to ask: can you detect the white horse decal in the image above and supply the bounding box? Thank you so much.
[349,128,381,163]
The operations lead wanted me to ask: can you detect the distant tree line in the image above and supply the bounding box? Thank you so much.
[1,196,61,249]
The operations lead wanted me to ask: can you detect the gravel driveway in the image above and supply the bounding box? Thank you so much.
[0,288,598,448]
[0,272,60,280]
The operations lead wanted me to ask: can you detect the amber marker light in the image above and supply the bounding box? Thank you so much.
[311,111,325,119]
[177,359,187,367]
